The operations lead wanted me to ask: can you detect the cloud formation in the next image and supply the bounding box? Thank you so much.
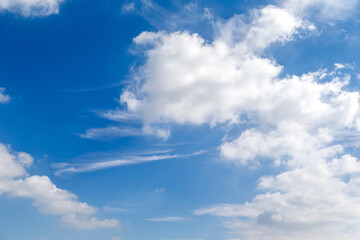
[0,0,64,16]
[54,150,205,175]
[118,1,360,239]
[0,87,10,103]
[120,5,309,130]
[0,143,119,229]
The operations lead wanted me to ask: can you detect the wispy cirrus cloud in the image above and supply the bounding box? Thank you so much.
[78,126,144,140]
[120,0,213,33]
[96,109,139,122]
[54,150,205,175]
[282,0,359,20]
[195,204,261,218]
[146,216,188,222]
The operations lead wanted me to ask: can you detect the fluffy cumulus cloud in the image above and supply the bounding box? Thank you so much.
[196,156,360,240]
[0,0,64,16]
[0,87,10,103]
[117,0,360,239]
[121,5,302,130]
[0,144,119,229]
[199,126,360,239]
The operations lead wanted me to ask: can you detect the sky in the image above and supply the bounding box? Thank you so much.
[1,0,360,239]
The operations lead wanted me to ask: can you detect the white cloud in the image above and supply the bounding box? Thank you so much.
[195,203,261,218]
[97,109,139,122]
[121,2,135,13]
[0,143,119,229]
[78,126,144,140]
[125,29,281,126]
[334,63,346,69]
[121,5,359,134]
[199,67,360,239]
[0,87,10,104]
[239,5,302,51]
[117,1,360,239]
[54,150,205,175]
[220,122,339,166]
[282,0,359,20]
[0,0,64,16]
[121,0,213,32]
[197,154,360,239]
[60,214,119,229]
[93,4,308,140]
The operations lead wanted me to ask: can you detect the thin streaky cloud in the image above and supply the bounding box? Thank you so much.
[78,126,144,140]
[96,109,139,122]
[121,0,213,33]
[139,149,175,155]
[51,148,175,168]
[55,150,205,175]
[146,216,188,222]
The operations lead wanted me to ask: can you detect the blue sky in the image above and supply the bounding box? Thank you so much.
[1,0,360,240]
